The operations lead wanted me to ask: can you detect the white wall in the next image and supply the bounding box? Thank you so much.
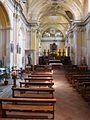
[1,0,27,69]
[40,41,64,56]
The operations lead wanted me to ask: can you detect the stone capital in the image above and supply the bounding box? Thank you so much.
[0,26,12,30]
[80,27,86,32]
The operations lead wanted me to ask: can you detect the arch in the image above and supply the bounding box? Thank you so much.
[28,0,82,21]
[39,12,70,23]
[0,1,10,28]
[0,1,10,66]
[42,28,64,38]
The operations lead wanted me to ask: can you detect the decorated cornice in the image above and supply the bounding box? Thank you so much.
[67,13,89,34]
[71,12,90,29]
[9,0,90,29]
[10,0,38,27]
[83,12,90,25]
[0,26,12,30]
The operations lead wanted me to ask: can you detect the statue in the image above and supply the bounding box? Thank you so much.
[47,49,50,56]
[51,43,57,52]
[28,54,31,65]
[63,49,65,57]
[58,49,61,56]
[43,49,46,56]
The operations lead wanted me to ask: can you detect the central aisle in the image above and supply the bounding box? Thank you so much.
[53,69,90,120]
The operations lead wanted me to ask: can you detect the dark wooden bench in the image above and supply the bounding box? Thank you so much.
[20,81,54,88]
[82,82,90,101]
[0,98,56,119]
[12,87,55,98]
[30,71,53,75]
[28,74,53,77]
[24,77,53,82]
[13,93,54,99]
[72,76,90,88]
[66,72,90,84]
[1,118,18,120]
[75,78,90,93]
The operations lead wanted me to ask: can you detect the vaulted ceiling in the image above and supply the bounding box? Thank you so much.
[26,0,86,36]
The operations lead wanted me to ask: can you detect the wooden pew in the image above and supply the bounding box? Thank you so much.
[2,118,53,120]
[24,77,53,82]
[72,76,90,88]
[30,71,53,75]
[20,81,54,88]
[82,82,90,101]
[65,67,90,102]
[66,71,90,82]
[75,78,90,93]
[12,87,55,98]
[68,74,90,85]
[28,74,53,77]
[0,97,56,119]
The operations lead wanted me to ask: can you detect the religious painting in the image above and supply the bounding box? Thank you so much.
[16,45,19,53]
[22,57,24,64]
[10,43,14,53]
[68,47,70,56]
[19,47,21,54]
[50,43,57,51]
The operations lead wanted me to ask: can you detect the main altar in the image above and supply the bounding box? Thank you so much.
[39,43,71,65]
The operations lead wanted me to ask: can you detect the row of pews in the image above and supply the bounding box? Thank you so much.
[0,67,56,119]
[65,65,90,103]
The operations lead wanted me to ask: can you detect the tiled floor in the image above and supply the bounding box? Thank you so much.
[0,78,13,98]
[0,69,90,120]
[54,69,90,120]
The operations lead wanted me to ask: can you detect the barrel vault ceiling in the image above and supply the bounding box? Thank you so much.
[26,0,86,36]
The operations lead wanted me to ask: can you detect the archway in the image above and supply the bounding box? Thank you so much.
[0,2,10,67]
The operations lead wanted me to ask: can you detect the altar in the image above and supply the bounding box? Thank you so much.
[39,43,71,65]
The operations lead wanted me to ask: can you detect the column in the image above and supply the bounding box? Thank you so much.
[73,27,82,65]
[31,28,37,65]
[80,28,87,65]
[26,29,31,49]
[2,29,6,65]
[13,13,17,67]
[0,29,2,62]
[0,27,11,67]
[86,26,90,68]
[5,27,11,67]
[69,32,73,62]
[72,28,77,65]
